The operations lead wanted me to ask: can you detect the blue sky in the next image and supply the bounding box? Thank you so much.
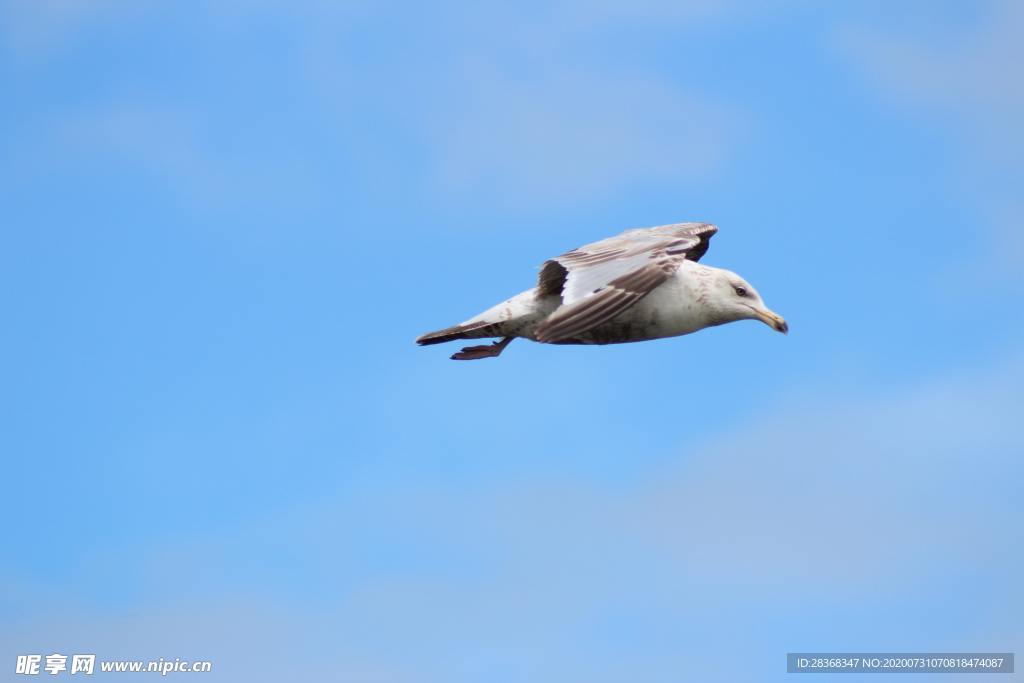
[1,1,1022,681]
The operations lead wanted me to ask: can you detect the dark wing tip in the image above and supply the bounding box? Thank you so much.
[686,223,718,262]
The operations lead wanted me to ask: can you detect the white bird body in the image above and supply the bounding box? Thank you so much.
[417,222,787,360]
[457,261,730,344]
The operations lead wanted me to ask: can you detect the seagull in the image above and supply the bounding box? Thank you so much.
[417,222,787,360]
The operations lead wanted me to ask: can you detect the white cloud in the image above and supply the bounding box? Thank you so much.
[53,104,228,202]
[836,1,1024,269]
[1,600,416,682]
[290,0,746,210]
[5,354,1020,681]
[4,1,747,212]
[0,0,154,60]
[41,102,324,215]
[426,65,737,204]
[836,3,1023,157]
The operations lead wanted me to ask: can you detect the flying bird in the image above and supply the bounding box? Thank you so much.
[417,222,787,360]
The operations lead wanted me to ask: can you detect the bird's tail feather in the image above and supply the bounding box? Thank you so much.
[416,321,498,346]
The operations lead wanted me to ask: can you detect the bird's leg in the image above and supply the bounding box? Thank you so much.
[451,337,513,361]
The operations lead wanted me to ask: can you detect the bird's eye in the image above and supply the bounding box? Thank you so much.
[734,285,748,297]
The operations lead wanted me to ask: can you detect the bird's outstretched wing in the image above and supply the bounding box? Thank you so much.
[534,222,717,342]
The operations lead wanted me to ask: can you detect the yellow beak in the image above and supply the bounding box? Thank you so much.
[752,307,788,334]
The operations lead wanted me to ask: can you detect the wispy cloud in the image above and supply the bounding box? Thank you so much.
[52,104,229,202]
[0,0,152,60]
[426,65,737,204]
[290,0,746,211]
[37,101,325,216]
[6,353,1020,681]
[836,1,1024,270]
[4,1,747,215]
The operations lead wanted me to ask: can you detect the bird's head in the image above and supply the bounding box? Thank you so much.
[710,269,788,334]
